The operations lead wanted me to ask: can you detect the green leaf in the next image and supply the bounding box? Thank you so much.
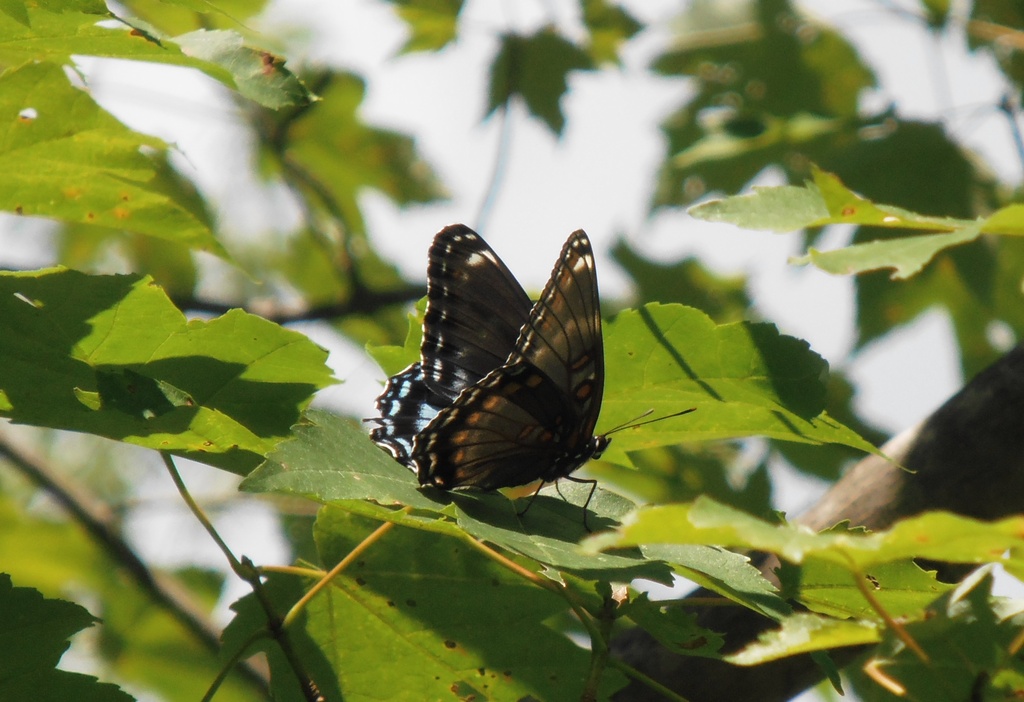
[726,612,880,665]
[618,590,723,657]
[387,0,464,53]
[0,5,311,109]
[0,269,334,473]
[598,303,876,463]
[241,409,438,510]
[642,543,792,621]
[582,0,642,65]
[0,574,134,702]
[849,567,1024,702]
[0,496,258,701]
[691,168,986,279]
[115,0,271,35]
[590,497,1024,578]
[303,508,627,701]
[487,29,593,135]
[689,183,830,233]
[794,225,982,279]
[242,411,674,582]
[785,556,954,620]
[173,29,310,110]
[0,62,224,255]
[221,573,342,702]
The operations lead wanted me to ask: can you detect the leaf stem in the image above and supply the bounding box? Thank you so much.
[606,656,693,702]
[161,452,244,574]
[202,629,270,702]
[847,557,928,663]
[283,518,396,628]
[161,453,325,701]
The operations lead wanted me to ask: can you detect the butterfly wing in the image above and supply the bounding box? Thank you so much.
[369,224,533,465]
[415,230,605,489]
[420,224,532,399]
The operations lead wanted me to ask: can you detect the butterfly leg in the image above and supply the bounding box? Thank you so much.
[562,475,598,532]
[515,481,548,520]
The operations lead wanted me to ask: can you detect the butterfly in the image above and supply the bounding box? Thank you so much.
[368,224,607,519]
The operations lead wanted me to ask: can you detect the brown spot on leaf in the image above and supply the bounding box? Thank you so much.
[841,206,856,217]
[444,640,457,649]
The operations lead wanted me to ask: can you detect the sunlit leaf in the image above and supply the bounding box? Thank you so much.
[386,0,464,53]
[0,62,224,256]
[0,269,334,473]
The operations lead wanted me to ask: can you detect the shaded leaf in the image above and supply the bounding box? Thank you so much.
[306,508,627,701]
[727,612,880,665]
[0,574,134,702]
[618,589,723,657]
[599,303,875,464]
[242,411,674,582]
[850,567,1024,702]
[487,29,593,135]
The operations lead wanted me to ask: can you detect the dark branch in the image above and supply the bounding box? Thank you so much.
[172,283,425,323]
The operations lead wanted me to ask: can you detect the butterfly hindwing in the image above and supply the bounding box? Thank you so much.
[414,230,606,490]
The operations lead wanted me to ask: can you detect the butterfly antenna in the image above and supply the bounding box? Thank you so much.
[604,407,697,437]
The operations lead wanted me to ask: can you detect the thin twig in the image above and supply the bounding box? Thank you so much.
[475,101,515,233]
[170,283,425,323]
[606,656,693,702]
[848,558,929,663]
[161,453,325,702]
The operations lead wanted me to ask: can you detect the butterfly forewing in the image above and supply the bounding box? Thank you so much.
[512,230,604,441]
[421,224,532,400]
[368,224,532,467]
[415,230,605,490]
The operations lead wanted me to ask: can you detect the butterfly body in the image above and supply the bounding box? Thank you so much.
[369,224,606,503]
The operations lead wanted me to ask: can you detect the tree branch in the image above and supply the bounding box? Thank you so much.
[612,343,1024,701]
